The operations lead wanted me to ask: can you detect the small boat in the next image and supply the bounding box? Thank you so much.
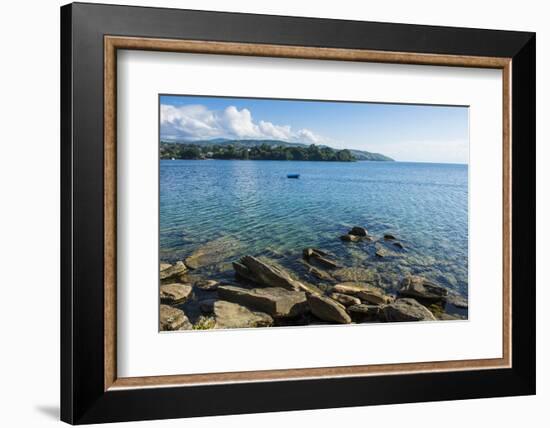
[287,174,300,179]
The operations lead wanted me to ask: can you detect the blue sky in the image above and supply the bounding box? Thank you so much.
[160,95,469,163]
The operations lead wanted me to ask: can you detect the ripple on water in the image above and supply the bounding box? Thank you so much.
[160,160,469,299]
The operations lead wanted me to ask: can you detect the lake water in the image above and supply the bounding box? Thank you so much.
[160,160,468,300]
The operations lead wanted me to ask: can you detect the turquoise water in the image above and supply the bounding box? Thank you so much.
[160,160,468,298]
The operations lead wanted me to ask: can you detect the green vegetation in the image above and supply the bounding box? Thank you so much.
[161,142,359,162]
[192,316,216,330]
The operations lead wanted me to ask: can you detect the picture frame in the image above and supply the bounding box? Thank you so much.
[61,2,535,424]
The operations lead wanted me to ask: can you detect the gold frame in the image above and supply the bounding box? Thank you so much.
[104,36,512,391]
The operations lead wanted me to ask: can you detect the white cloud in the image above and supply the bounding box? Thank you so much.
[161,103,327,144]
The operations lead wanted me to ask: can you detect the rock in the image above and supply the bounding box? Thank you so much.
[159,261,188,280]
[375,245,388,258]
[393,241,405,249]
[213,301,273,329]
[199,299,217,314]
[305,264,334,281]
[160,283,193,305]
[332,268,381,284]
[347,304,381,321]
[437,312,464,321]
[333,282,371,295]
[333,282,391,305]
[384,234,396,240]
[399,276,448,301]
[381,298,436,322]
[185,236,243,269]
[329,292,361,307]
[233,255,318,294]
[340,234,360,242]
[194,279,219,291]
[357,288,392,305]
[160,262,172,272]
[447,294,468,309]
[160,305,193,330]
[307,294,352,324]
[303,248,340,269]
[349,226,368,237]
[217,285,308,318]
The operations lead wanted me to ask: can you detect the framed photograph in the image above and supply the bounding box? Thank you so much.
[61,2,535,424]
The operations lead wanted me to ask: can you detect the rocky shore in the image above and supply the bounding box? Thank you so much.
[159,225,468,331]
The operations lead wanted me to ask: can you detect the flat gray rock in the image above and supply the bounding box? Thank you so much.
[160,283,193,305]
[213,301,273,329]
[159,261,188,280]
[307,294,351,324]
[329,292,361,307]
[160,305,193,331]
[399,276,448,301]
[332,282,392,305]
[233,255,319,294]
[382,298,436,322]
[194,279,219,291]
[217,285,308,318]
[160,262,172,272]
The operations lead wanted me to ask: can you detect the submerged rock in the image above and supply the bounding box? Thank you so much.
[233,255,319,294]
[349,226,368,237]
[303,248,340,269]
[160,283,193,305]
[304,263,334,281]
[330,292,361,307]
[213,301,273,329]
[159,261,188,280]
[437,312,465,321]
[381,298,436,322]
[307,294,352,324]
[447,293,468,309]
[160,305,193,331]
[399,276,448,301]
[384,234,396,240]
[393,241,405,249]
[374,243,389,258]
[185,236,243,269]
[217,285,308,318]
[340,234,360,242]
[332,267,381,284]
[194,279,219,291]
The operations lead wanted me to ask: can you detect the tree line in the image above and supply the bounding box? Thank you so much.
[160,142,356,162]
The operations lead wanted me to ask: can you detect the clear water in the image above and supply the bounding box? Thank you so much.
[160,160,468,299]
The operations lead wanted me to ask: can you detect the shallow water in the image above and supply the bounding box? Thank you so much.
[160,159,468,299]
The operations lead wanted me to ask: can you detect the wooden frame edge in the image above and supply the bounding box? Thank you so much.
[104,36,117,390]
[103,35,512,391]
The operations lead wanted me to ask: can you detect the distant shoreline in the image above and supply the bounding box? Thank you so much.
[160,140,394,162]
[159,158,468,166]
